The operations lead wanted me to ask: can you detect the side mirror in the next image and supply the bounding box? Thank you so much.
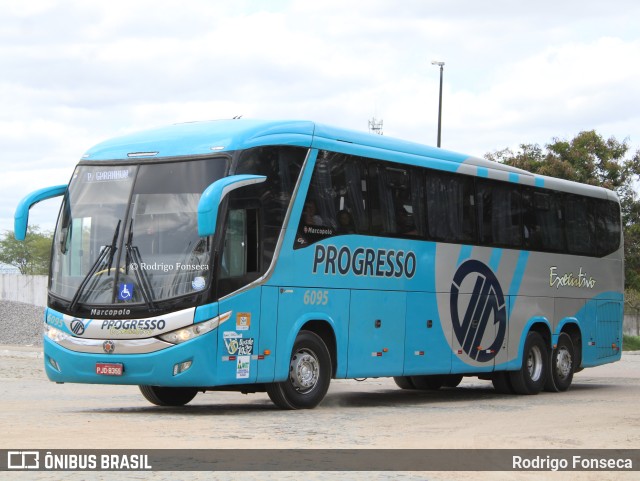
[197,175,266,237]
[14,185,67,241]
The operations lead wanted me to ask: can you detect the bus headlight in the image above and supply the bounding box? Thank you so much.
[44,324,71,343]
[158,318,218,345]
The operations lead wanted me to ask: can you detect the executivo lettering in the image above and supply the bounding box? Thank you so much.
[549,266,596,290]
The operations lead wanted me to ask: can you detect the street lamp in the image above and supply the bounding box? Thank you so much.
[431,60,445,148]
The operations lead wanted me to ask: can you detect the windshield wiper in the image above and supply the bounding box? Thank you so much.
[68,220,121,312]
[125,220,157,310]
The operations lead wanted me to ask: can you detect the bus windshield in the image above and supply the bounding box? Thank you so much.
[50,158,228,311]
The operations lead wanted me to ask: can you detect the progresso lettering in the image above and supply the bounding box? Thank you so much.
[312,245,416,279]
[100,319,166,330]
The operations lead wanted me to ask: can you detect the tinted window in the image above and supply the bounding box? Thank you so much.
[564,194,596,255]
[477,180,522,248]
[426,171,476,244]
[296,151,369,247]
[595,199,621,256]
[217,146,306,296]
[293,150,621,259]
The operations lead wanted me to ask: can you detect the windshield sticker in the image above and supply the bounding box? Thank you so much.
[549,266,596,290]
[236,313,251,331]
[192,276,206,291]
[84,169,132,183]
[118,283,134,301]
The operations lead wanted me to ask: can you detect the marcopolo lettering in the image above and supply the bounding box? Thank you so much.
[100,319,166,330]
[312,244,417,279]
[91,308,131,317]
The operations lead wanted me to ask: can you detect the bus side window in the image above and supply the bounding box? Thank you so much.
[522,189,541,250]
[295,151,369,247]
[595,199,622,256]
[533,191,565,252]
[564,194,596,256]
[426,171,476,244]
[477,180,522,248]
[218,206,259,293]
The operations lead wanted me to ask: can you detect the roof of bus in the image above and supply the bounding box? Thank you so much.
[81,118,469,161]
[80,119,616,200]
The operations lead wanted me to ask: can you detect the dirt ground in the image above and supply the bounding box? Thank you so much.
[0,345,638,481]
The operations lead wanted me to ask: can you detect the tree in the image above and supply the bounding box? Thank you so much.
[486,130,640,290]
[626,288,640,336]
[0,226,53,275]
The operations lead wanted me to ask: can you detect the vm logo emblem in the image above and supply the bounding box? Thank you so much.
[450,259,506,362]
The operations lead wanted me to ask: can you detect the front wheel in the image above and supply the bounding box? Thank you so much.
[139,385,198,406]
[509,331,548,395]
[267,331,332,409]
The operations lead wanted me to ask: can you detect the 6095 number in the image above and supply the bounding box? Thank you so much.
[303,290,329,305]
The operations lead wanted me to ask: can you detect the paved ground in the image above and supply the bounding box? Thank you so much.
[1,346,638,481]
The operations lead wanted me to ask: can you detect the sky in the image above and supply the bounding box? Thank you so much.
[1,0,639,234]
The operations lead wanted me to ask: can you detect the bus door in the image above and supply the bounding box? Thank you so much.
[403,292,452,375]
[346,290,406,378]
[215,207,262,385]
[217,289,261,384]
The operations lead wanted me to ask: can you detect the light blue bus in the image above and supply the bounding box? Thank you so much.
[15,119,624,409]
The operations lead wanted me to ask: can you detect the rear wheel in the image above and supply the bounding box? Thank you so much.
[139,385,198,406]
[544,332,575,392]
[492,371,515,394]
[393,376,416,390]
[267,331,332,409]
[410,375,444,390]
[442,375,463,388]
[509,331,548,395]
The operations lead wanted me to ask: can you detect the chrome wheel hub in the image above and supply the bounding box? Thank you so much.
[555,347,572,379]
[527,345,543,382]
[289,348,320,393]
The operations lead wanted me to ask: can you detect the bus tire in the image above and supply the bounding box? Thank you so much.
[544,332,575,392]
[266,330,332,410]
[139,385,198,406]
[509,331,548,395]
[442,374,463,388]
[410,375,444,390]
[492,371,515,394]
[393,376,416,390]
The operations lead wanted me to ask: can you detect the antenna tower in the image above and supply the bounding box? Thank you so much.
[368,117,383,135]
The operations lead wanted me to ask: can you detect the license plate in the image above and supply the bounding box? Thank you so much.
[96,363,124,376]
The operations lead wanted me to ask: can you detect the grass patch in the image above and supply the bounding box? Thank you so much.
[623,335,640,351]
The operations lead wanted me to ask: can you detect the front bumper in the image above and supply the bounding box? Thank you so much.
[44,330,218,387]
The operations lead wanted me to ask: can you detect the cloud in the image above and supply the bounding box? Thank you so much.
[1,0,640,233]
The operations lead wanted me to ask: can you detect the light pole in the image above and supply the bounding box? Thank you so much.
[431,60,445,147]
